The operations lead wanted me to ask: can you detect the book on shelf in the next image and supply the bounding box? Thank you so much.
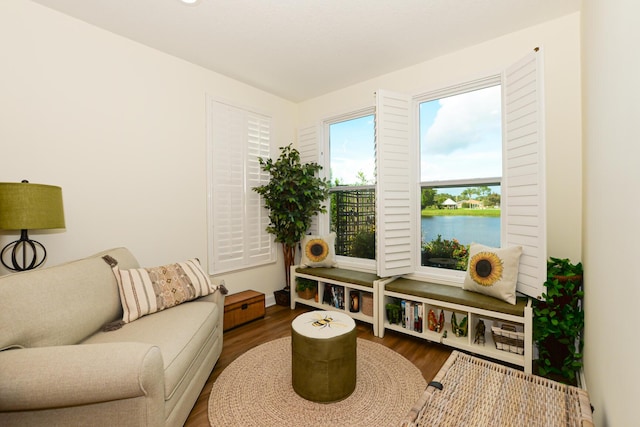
[323,284,344,309]
[399,300,423,333]
[333,285,345,309]
[414,303,423,333]
[322,284,333,305]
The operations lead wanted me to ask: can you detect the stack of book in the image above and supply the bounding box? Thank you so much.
[401,300,423,333]
[322,284,345,309]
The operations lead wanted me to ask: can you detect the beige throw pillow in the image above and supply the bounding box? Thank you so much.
[110,258,217,323]
[300,233,338,268]
[463,244,522,305]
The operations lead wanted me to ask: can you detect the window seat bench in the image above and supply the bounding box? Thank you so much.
[294,267,380,288]
[379,276,533,373]
[289,265,533,373]
[384,278,528,317]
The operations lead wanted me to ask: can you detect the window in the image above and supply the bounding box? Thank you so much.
[326,112,376,261]
[374,49,546,298]
[418,84,502,272]
[308,50,544,296]
[206,97,276,274]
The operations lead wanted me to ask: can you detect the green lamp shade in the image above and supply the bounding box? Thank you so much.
[0,182,65,230]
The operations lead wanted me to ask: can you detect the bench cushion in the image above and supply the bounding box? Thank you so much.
[385,278,527,317]
[295,267,379,288]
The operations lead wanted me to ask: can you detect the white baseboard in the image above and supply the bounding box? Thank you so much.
[265,293,277,307]
[578,367,588,390]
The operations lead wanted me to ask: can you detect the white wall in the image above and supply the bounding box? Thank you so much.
[298,13,582,264]
[0,0,296,298]
[582,0,640,425]
[3,0,633,423]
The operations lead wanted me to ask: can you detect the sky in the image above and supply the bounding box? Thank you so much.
[420,85,502,182]
[329,114,375,186]
[329,85,502,192]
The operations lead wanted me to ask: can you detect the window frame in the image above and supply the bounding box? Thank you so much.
[413,76,503,285]
[309,49,546,298]
[322,107,377,272]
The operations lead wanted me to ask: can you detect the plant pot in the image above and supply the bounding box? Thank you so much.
[274,289,290,306]
[553,274,583,284]
[541,336,571,369]
[297,288,316,300]
[536,338,578,386]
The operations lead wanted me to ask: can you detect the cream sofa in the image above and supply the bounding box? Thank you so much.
[0,247,225,427]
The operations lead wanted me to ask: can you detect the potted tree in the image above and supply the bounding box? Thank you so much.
[533,257,584,385]
[253,144,330,305]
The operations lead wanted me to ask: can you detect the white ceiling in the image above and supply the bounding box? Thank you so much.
[30,0,580,102]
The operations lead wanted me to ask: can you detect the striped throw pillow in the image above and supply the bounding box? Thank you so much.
[111,259,216,323]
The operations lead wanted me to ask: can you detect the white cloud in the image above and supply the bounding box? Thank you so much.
[421,85,502,181]
[331,155,375,185]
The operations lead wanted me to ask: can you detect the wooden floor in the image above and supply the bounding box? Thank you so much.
[184,304,452,426]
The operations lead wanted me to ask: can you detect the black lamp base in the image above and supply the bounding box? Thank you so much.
[0,229,47,272]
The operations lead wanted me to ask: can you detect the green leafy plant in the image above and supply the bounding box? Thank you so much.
[253,144,330,289]
[295,277,317,292]
[421,235,469,270]
[350,229,376,259]
[533,257,584,384]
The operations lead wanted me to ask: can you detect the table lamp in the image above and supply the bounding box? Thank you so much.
[0,180,65,271]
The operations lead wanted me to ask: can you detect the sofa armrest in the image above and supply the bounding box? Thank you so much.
[198,280,227,325]
[0,342,164,412]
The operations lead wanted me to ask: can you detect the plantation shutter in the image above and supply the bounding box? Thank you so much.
[502,48,547,299]
[375,90,416,277]
[207,98,276,274]
[298,124,323,236]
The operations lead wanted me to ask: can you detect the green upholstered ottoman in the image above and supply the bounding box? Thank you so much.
[291,310,357,402]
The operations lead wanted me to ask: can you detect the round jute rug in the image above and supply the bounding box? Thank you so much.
[208,337,426,427]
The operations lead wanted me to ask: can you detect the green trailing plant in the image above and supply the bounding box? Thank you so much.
[253,144,330,289]
[533,257,584,384]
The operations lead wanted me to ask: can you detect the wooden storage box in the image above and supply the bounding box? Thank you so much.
[224,290,265,331]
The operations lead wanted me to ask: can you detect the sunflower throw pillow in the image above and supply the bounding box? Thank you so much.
[300,233,337,268]
[462,244,523,305]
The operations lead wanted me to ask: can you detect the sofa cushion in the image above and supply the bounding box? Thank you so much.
[0,247,139,351]
[82,300,220,404]
[109,258,218,323]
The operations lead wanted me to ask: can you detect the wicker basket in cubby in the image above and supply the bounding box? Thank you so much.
[361,293,373,316]
[491,324,525,355]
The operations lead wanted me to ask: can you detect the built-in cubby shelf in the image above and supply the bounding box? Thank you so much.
[379,277,533,373]
[290,266,378,336]
[289,266,533,372]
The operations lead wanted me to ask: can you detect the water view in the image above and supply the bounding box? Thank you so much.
[421,215,500,248]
